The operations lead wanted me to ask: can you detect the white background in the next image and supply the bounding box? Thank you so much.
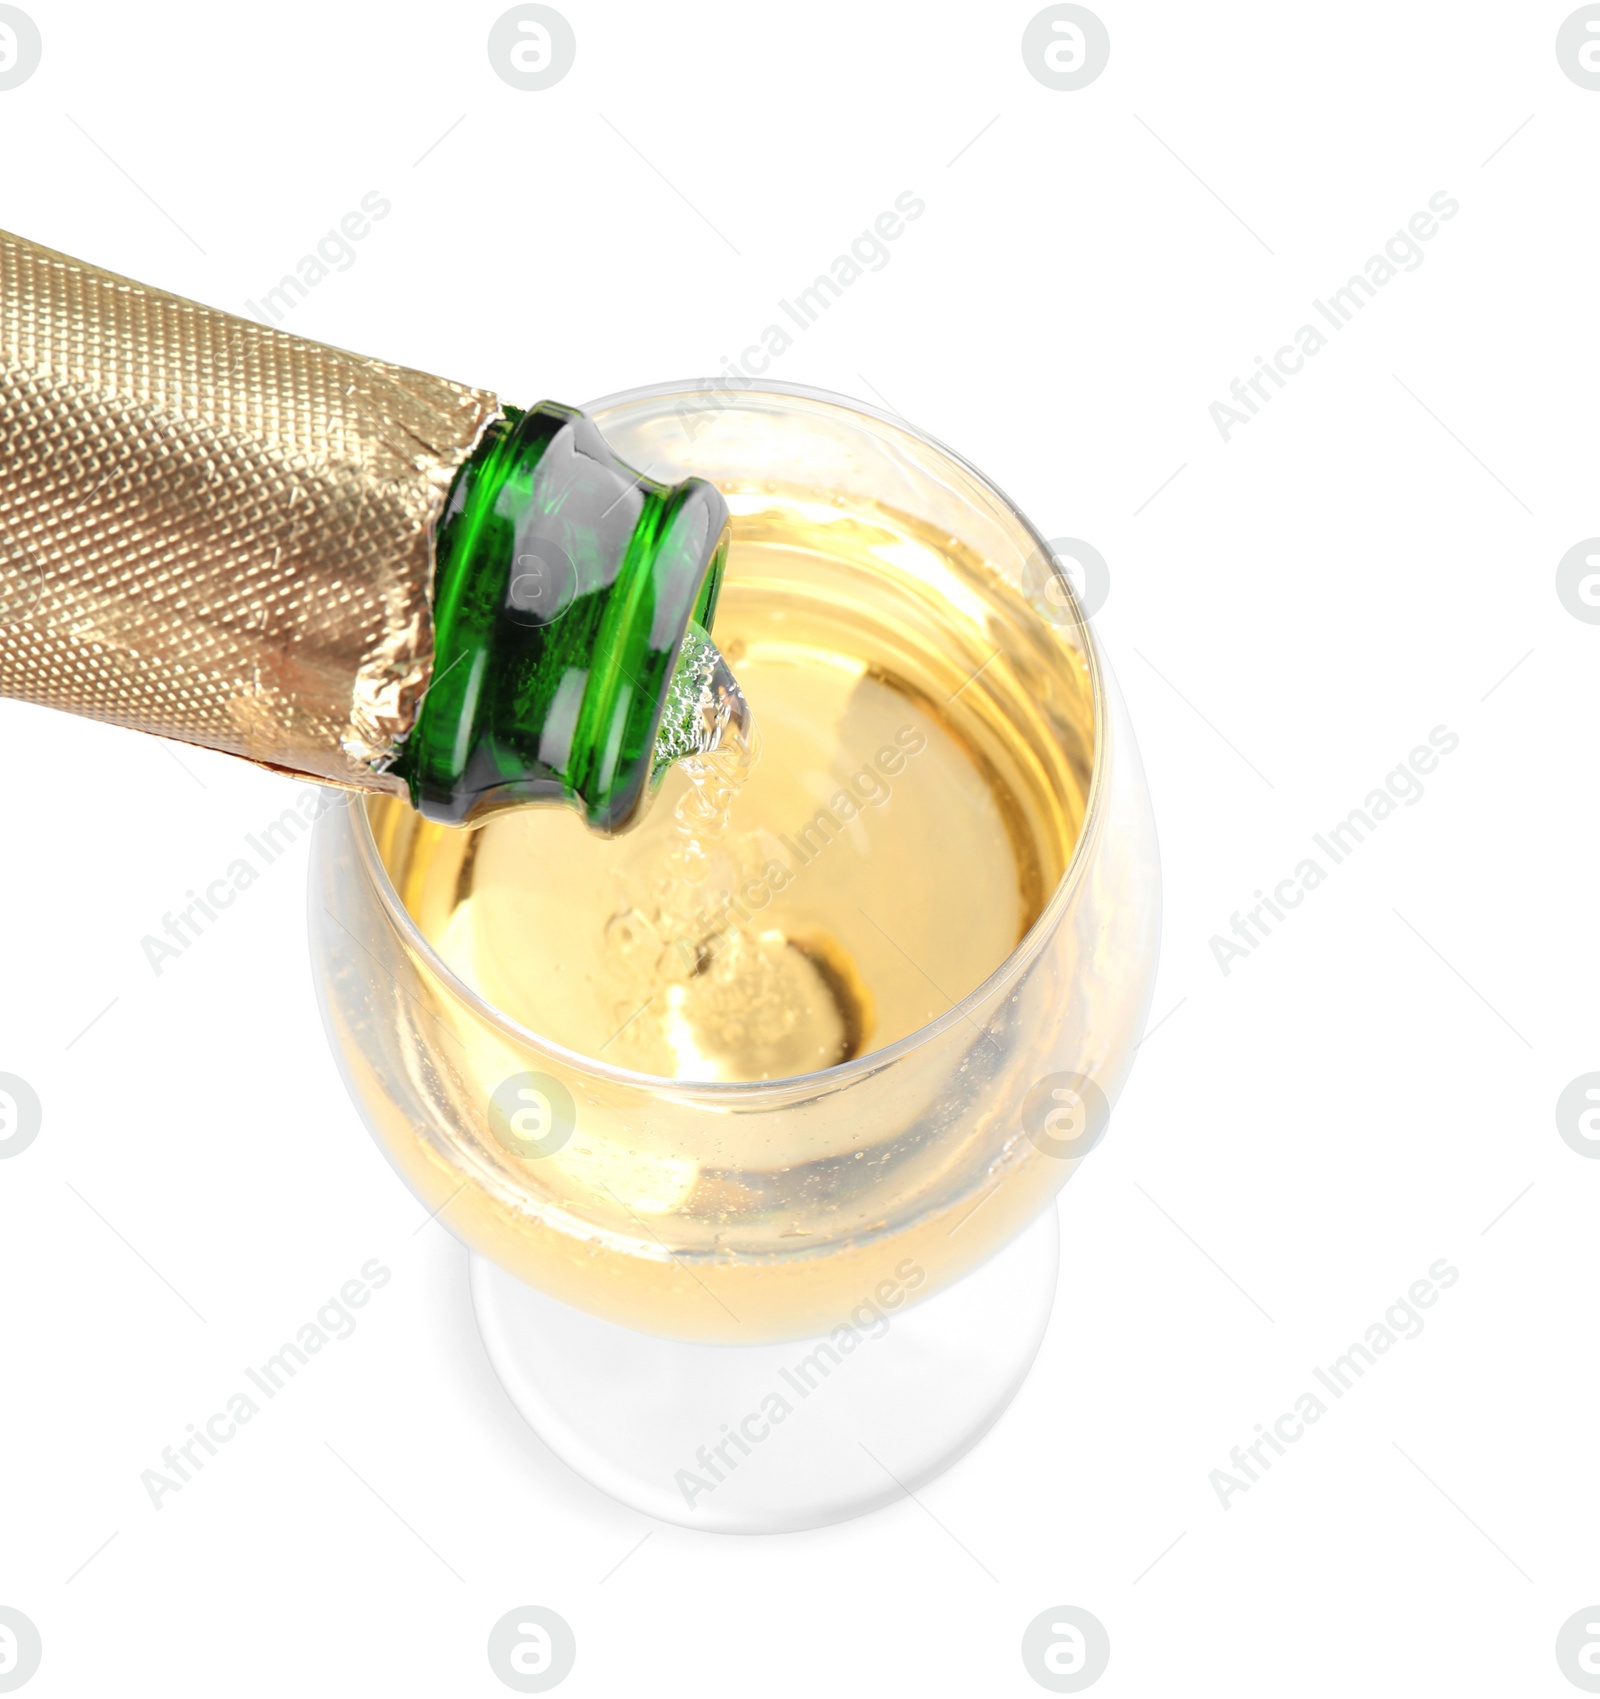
[1,1,1596,1693]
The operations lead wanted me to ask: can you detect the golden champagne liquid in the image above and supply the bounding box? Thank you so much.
[350,486,1102,1339]
[381,491,1085,1082]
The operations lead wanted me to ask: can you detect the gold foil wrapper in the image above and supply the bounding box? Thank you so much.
[0,229,501,788]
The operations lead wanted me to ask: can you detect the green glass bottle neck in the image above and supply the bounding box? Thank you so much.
[393,402,728,831]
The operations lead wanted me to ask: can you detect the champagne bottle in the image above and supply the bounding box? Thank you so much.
[0,229,733,831]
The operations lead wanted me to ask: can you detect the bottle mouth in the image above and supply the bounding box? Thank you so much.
[575,473,731,833]
[394,401,731,832]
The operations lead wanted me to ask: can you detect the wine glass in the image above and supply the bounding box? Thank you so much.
[308,380,1160,1532]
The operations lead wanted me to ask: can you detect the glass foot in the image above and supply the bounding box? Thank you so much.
[469,1203,1061,1534]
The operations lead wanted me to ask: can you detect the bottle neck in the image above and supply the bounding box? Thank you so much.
[394,402,728,830]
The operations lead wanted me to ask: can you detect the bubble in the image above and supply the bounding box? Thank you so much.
[604,908,656,959]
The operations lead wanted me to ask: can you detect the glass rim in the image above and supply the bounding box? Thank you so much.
[351,378,1109,1099]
